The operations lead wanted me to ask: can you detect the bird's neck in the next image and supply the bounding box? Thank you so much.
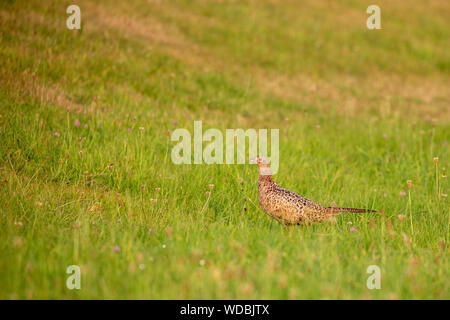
[258,167,274,184]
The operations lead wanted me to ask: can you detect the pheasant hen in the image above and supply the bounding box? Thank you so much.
[251,156,375,224]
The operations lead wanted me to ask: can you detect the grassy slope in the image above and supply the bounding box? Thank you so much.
[0,0,449,299]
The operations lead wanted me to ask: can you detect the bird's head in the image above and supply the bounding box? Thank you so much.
[250,155,269,167]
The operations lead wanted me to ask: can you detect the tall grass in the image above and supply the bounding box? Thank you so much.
[0,0,448,299]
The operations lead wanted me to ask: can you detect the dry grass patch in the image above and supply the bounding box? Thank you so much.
[0,69,94,114]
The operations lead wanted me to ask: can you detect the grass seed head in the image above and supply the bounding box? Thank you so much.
[402,233,411,245]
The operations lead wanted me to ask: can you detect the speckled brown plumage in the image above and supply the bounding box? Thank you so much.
[253,156,375,225]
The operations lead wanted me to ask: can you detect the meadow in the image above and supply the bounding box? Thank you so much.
[0,0,448,299]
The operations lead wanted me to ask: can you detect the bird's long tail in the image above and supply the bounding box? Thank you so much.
[327,207,376,213]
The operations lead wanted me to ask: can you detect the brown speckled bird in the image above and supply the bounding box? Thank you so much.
[251,156,375,225]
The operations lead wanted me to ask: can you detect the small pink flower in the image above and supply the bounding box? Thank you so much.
[148,228,152,235]
[54,131,60,137]
[113,245,120,252]
[127,127,131,132]
[84,123,88,128]
[349,226,358,232]
[173,120,178,125]
[117,218,121,223]
[399,191,406,197]
[74,120,81,127]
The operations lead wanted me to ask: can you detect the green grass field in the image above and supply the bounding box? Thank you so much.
[0,0,449,299]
